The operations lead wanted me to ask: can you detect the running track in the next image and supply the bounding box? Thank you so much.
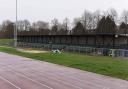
[0,52,128,89]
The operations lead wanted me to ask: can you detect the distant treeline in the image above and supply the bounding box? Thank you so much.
[1,8,128,38]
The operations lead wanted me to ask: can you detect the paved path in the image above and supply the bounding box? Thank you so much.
[0,52,128,89]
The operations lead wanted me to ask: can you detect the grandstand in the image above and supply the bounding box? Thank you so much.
[17,34,128,57]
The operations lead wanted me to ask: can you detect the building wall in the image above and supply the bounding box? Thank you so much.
[18,35,128,49]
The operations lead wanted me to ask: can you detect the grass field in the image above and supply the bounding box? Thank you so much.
[0,46,128,80]
[0,39,14,46]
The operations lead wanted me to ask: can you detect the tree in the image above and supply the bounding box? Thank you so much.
[51,18,59,27]
[31,21,50,35]
[121,10,128,24]
[63,18,70,31]
[96,16,116,34]
[57,28,68,35]
[51,25,58,35]
[32,21,49,31]
[73,17,81,27]
[56,18,70,35]
[81,10,93,30]
[108,8,118,22]
[91,10,101,29]
[17,20,31,31]
[2,20,14,38]
[120,22,127,29]
[72,22,85,35]
[24,20,31,31]
[119,22,128,34]
[51,18,59,35]
[96,16,106,33]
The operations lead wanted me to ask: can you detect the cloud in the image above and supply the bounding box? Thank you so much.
[0,0,127,23]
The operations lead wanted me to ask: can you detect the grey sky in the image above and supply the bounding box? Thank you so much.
[0,0,128,23]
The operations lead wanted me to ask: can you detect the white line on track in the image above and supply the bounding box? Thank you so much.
[3,65,83,89]
[14,71,54,89]
[0,62,104,89]
[0,75,21,89]
[0,52,127,89]
[0,66,53,89]
[13,62,105,89]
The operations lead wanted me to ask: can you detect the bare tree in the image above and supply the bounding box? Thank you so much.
[108,8,118,22]
[56,18,70,35]
[73,17,81,27]
[91,10,101,29]
[17,20,24,31]
[121,10,128,24]
[1,20,14,38]
[119,22,128,34]
[32,21,49,31]
[51,18,59,35]
[96,16,116,34]
[51,18,59,27]
[23,20,31,31]
[17,20,31,31]
[62,18,70,30]
[2,20,13,31]
[103,8,118,23]
[81,10,93,30]
[72,21,85,35]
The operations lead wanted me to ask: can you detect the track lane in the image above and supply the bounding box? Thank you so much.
[0,52,128,89]
[0,68,52,89]
[0,76,20,89]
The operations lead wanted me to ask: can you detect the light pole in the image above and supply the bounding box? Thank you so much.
[14,0,18,47]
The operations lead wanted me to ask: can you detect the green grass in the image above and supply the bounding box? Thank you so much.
[0,39,14,46]
[0,46,128,80]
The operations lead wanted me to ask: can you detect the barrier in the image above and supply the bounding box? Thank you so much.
[18,42,128,57]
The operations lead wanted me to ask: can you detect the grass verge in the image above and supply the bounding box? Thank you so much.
[0,46,128,80]
[0,39,14,46]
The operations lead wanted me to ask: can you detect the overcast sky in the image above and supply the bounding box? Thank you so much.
[0,0,128,23]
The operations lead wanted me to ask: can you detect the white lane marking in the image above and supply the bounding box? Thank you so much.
[12,62,104,89]
[4,65,83,89]
[20,72,83,89]
[0,61,113,89]
[0,75,21,89]
[0,66,53,89]
[0,62,99,89]
[15,71,54,89]
[0,52,123,89]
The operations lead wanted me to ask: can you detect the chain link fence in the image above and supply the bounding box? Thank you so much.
[0,39,14,47]
[18,42,128,57]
